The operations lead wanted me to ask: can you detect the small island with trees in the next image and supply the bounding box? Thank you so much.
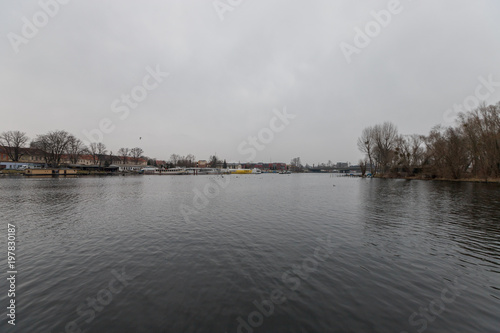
[357,102,500,182]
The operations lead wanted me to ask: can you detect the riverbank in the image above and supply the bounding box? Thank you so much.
[374,174,500,184]
[0,170,140,177]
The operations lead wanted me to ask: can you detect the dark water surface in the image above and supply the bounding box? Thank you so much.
[0,174,499,333]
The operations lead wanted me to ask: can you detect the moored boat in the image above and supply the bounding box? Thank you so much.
[141,167,160,174]
[163,167,187,175]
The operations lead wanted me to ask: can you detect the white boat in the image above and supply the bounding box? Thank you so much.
[141,167,160,174]
[163,167,187,175]
[252,168,262,174]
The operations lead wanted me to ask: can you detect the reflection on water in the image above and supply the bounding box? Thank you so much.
[0,175,498,333]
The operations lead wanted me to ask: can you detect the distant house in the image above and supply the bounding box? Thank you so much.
[226,163,242,170]
[156,160,167,167]
[0,145,150,171]
[109,155,147,172]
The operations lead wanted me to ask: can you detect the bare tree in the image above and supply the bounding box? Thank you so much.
[443,127,470,179]
[177,155,186,167]
[0,131,29,162]
[66,136,87,164]
[96,143,107,166]
[423,125,470,179]
[117,148,130,165]
[32,130,72,167]
[459,102,500,179]
[186,154,196,167]
[106,151,118,167]
[209,155,219,168]
[359,159,367,176]
[170,154,180,166]
[395,134,425,175]
[176,154,196,167]
[88,143,99,165]
[290,157,302,172]
[372,122,398,174]
[357,126,375,175]
[130,147,144,164]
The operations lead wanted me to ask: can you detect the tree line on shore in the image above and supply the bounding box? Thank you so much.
[166,154,227,169]
[0,129,226,169]
[289,157,355,171]
[357,101,500,180]
[0,130,146,168]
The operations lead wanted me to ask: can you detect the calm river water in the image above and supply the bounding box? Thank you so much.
[0,174,499,333]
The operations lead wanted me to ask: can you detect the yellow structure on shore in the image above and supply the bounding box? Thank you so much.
[24,169,77,176]
[229,169,253,174]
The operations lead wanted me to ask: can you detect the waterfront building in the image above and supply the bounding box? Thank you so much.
[0,146,147,171]
[0,147,46,169]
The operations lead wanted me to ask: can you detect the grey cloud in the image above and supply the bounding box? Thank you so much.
[1,0,499,164]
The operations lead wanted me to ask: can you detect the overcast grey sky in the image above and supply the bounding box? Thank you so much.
[1,0,499,165]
